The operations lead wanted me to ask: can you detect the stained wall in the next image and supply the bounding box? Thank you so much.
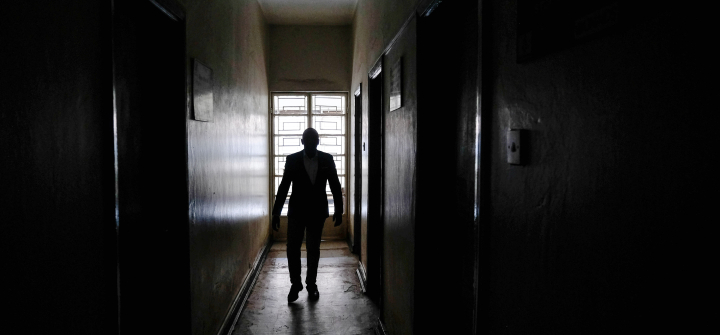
[181,0,271,334]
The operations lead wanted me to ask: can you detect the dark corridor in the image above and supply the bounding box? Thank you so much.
[1,0,711,334]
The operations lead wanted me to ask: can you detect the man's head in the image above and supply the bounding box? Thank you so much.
[301,128,320,157]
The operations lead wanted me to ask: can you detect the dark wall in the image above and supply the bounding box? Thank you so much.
[353,1,481,334]
[0,1,117,333]
[181,0,271,334]
[4,1,270,334]
[112,0,190,332]
[382,17,418,335]
[484,1,710,333]
[416,1,479,333]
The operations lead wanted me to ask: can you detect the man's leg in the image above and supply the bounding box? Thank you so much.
[286,216,306,288]
[304,217,325,291]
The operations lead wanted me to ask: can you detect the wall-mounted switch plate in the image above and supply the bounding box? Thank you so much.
[507,129,522,165]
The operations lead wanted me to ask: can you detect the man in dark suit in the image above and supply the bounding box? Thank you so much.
[272,127,343,302]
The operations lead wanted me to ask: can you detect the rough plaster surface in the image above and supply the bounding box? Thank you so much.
[182,0,271,334]
[269,25,352,92]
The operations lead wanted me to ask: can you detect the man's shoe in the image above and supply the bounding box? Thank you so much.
[287,284,303,303]
[307,286,319,300]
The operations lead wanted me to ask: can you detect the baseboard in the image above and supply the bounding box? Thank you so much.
[375,317,388,335]
[356,269,366,293]
[357,261,367,293]
[217,238,272,335]
[346,234,354,253]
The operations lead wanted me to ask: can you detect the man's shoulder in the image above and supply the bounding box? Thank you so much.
[317,150,333,159]
[283,151,303,167]
[287,151,303,160]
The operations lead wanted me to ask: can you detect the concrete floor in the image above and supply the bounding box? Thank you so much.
[232,240,379,335]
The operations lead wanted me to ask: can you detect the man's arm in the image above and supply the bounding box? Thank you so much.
[327,156,343,226]
[271,159,293,231]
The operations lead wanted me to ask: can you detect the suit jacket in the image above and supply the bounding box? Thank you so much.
[272,150,343,219]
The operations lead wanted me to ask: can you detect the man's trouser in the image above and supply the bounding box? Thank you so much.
[286,216,325,288]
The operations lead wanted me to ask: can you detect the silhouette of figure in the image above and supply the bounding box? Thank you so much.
[272,127,343,302]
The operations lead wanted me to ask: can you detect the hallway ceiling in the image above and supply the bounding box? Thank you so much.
[257,0,358,25]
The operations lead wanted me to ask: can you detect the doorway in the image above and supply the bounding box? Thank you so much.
[353,85,362,254]
[113,0,190,332]
[364,59,384,306]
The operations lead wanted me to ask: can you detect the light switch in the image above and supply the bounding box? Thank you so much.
[507,129,522,165]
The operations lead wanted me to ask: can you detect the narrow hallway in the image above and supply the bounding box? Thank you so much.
[232,241,379,335]
[3,0,711,334]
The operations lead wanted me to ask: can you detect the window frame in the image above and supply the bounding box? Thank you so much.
[270,91,349,217]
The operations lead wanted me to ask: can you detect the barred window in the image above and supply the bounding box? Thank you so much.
[272,93,347,215]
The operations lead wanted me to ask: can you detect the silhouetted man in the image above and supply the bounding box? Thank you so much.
[272,127,343,302]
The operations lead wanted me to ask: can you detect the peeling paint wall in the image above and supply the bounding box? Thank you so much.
[181,0,271,334]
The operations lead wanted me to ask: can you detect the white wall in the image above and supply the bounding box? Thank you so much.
[269,25,352,92]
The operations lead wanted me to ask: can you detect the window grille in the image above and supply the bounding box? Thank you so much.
[272,93,347,216]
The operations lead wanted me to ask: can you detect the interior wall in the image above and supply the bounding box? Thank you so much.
[269,25,352,92]
[365,2,480,333]
[181,1,271,334]
[1,1,117,333]
[485,1,709,333]
[350,0,423,305]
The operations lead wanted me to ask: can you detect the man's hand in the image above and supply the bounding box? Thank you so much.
[272,215,280,232]
[333,213,342,227]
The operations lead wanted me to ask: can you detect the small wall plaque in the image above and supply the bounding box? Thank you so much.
[192,59,213,121]
[389,57,402,111]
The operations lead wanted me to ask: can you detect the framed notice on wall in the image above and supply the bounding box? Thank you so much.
[192,59,213,121]
[389,57,402,111]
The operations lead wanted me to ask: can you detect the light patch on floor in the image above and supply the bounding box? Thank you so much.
[232,240,379,335]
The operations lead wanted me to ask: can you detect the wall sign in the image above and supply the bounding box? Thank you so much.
[389,58,402,111]
[192,59,213,121]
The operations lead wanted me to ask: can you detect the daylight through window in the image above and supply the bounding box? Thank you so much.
[272,93,347,215]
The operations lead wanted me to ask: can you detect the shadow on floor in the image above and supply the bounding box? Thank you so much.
[232,240,379,335]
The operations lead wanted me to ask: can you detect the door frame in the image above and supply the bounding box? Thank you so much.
[353,84,363,254]
[365,57,384,306]
[112,0,189,332]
